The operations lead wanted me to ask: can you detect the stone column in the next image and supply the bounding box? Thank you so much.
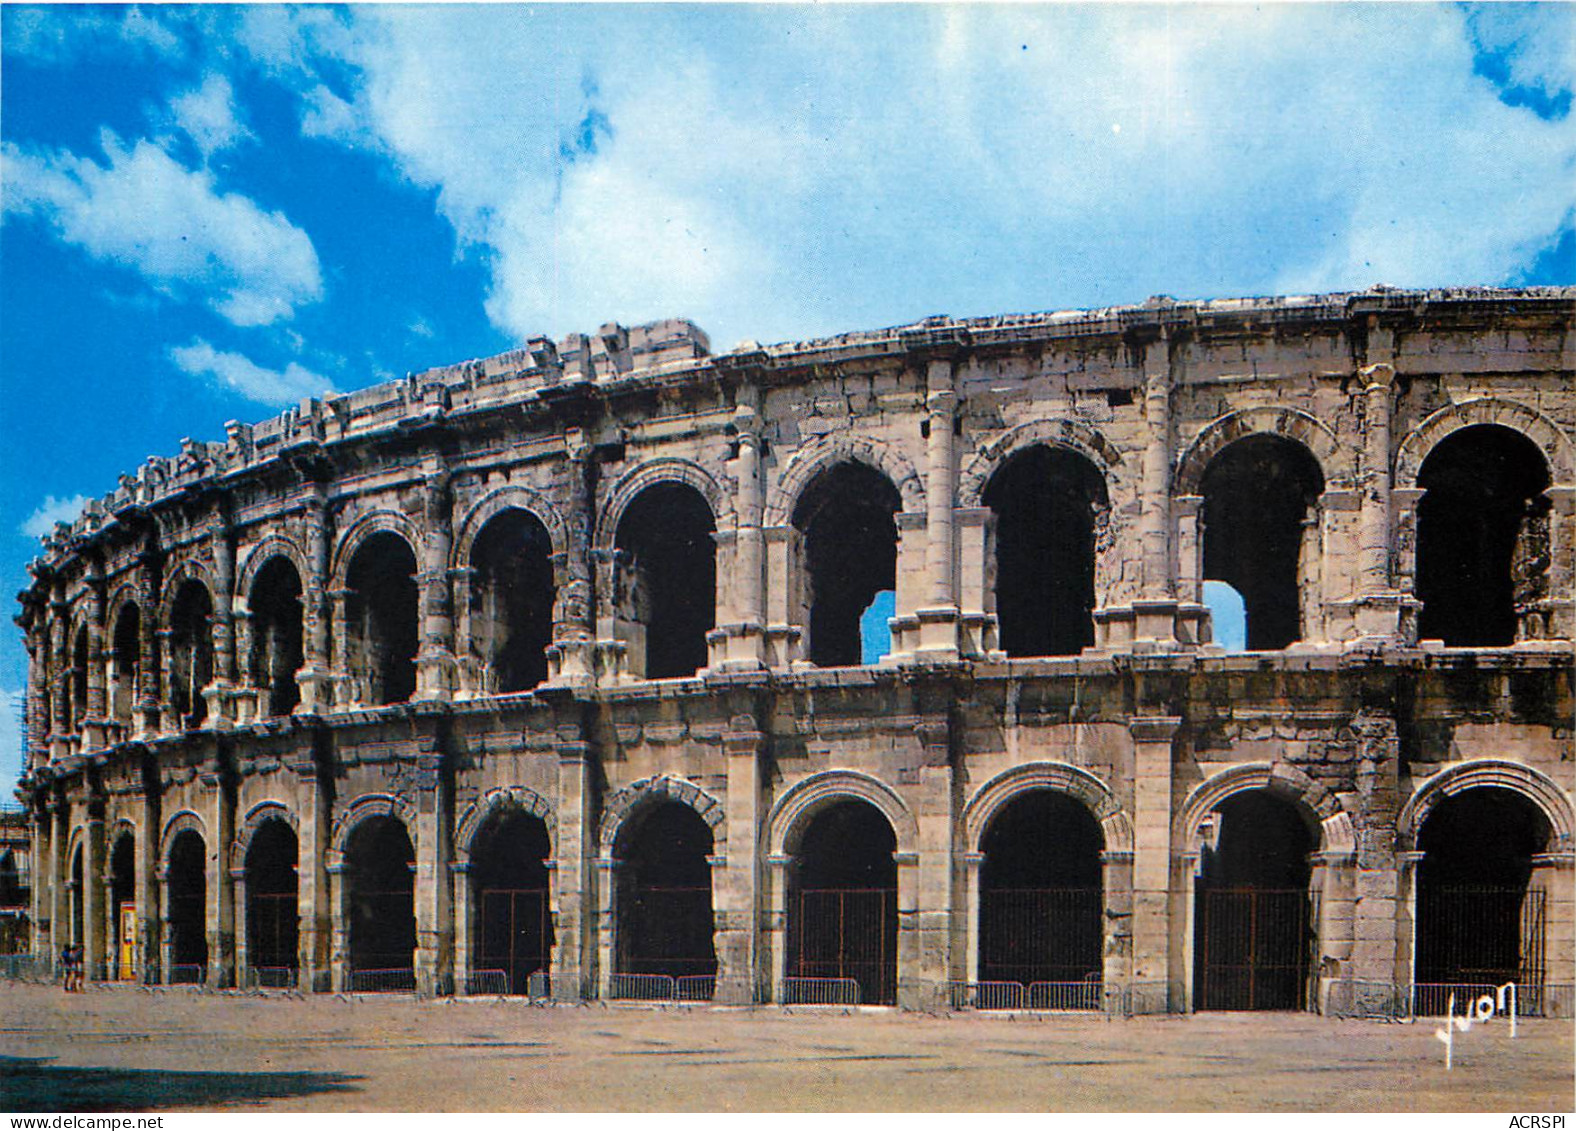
[1131,715,1180,1013]
[711,400,768,670]
[765,854,792,999]
[84,801,106,980]
[885,513,928,662]
[1350,712,1402,991]
[1101,849,1135,1012]
[136,792,159,983]
[715,717,764,1003]
[547,434,596,686]
[157,859,174,984]
[328,860,349,992]
[25,625,47,768]
[203,766,235,987]
[1312,847,1357,1013]
[231,864,249,986]
[955,508,996,659]
[231,610,257,723]
[207,518,237,727]
[1391,487,1427,644]
[415,467,457,701]
[550,732,593,1000]
[50,802,68,971]
[913,367,961,662]
[136,554,161,738]
[910,715,955,1009]
[1541,486,1576,643]
[291,756,331,991]
[1394,850,1425,993]
[296,486,335,713]
[412,746,452,995]
[328,589,353,708]
[1175,496,1204,606]
[762,527,802,667]
[30,806,51,958]
[50,590,70,758]
[450,861,473,993]
[595,856,619,1000]
[82,570,108,750]
[961,852,984,988]
[1529,851,1574,1013]
[894,850,921,1006]
[1140,337,1174,603]
[1349,361,1409,643]
[156,626,179,734]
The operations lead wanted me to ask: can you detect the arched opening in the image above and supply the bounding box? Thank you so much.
[469,509,554,693]
[109,832,135,980]
[612,484,716,679]
[1416,425,1552,646]
[69,844,84,949]
[1193,790,1312,1011]
[787,799,898,1005]
[166,829,208,981]
[978,792,1104,1007]
[344,533,419,706]
[471,810,553,994]
[110,603,141,729]
[983,446,1108,657]
[1199,435,1324,651]
[69,624,89,732]
[613,801,716,995]
[1202,580,1248,652]
[344,815,415,985]
[249,557,304,717]
[245,819,299,986]
[1415,787,1550,1013]
[168,581,214,727]
[793,462,901,668]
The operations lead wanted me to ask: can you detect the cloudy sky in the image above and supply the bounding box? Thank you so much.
[1,3,1573,793]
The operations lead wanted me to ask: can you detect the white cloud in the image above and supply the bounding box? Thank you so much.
[271,6,1576,345]
[169,339,336,406]
[19,495,89,539]
[2,5,181,64]
[2,132,323,326]
[169,74,252,159]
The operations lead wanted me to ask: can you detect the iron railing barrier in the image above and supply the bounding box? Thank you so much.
[527,971,553,1000]
[610,973,676,1001]
[168,964,206,986]
[247,966,298,990]
[948,981,1025,1011]
[1412,982,1574,1019]
[947,980,1107,1012]
[464,969,509,996]
[779,976,861,1006]
[675,975,716,1002]
[0,954,52,983]
[348,967,416,994]
[1027,979,1103,1011]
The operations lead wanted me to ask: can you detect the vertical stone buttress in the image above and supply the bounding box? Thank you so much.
[208,512,237,728]
[716,713,764,1002]
[413,722,453,995]
[915,360,961,661]
[911,702,956,1009]
[1131,714,1180,1012]
[552,727,594,999]
[416,464,457,700]
[1350,710,1402,996]
[296,483,335,713]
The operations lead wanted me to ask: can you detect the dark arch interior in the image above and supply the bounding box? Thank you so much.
[245,819,299,976]
[69,624,89,731]
[1195,791,1313,1011]
[472,811,553,993]
[794,462,901,668]
[614,801,716,983]
[0,849,23,908]
[167,829,208,973]
[169,581,215,726]
[111,604,141,727]
[984,446,1107,657]
[69,845,84,947]
[789,800,898,1004]
[470,509,555,693]
[1200,434,1324,651]
[250,557,304,716]
[109,833,135,979]
[345,816,415,975]
[979,791,1104,988]
[1417,787,1550,990]
[1417,424,1551,646]
[614,484,716,679]
[345,532,419,705]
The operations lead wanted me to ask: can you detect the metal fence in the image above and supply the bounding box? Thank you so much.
[168,964,206,986]
[527,971,554,1000]
[465,969,509,996]
[789,888,896,1005]
[779,976,861,1005]
[675,974,716,1002]
[948,979,1104,1012]
[348,967,416,993]
[609,972,677,1001]
[1323,980,1574,1020]
[0,954,51,983]
[1195,887,1308,1011]
[246,966,298,990]
[1027,979,1103,1011]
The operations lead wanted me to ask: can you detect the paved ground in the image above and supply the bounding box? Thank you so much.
[1,982,1571,1112]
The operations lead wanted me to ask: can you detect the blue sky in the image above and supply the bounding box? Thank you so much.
[2,3,1573,796]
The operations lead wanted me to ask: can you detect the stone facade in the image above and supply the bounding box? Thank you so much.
[14,286,1575,1013]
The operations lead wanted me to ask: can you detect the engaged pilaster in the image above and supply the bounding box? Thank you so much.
[1130,714,1180,1013]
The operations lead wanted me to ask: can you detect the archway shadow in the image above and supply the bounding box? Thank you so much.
[0,1055,363,1112]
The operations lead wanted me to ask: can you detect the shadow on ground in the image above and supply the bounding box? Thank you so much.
[1,1056,362,1112]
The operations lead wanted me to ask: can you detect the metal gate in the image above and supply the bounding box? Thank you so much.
[478,887,550,994]
[1196,887,1308,1010]
[1416,886,1546,988]
[790,888,896,1005]
[350,887,415,976]
[978,887,1102,984]
[248,891,298,972]
[622,885,716,979]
